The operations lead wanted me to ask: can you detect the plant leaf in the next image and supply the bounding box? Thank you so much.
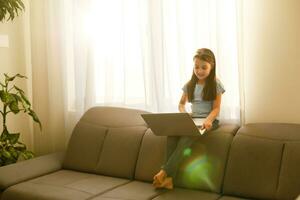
[11,93,21,101]
[14,85,31,106]
[18,95,30,112]
[21,151,34,160]
[13,85,25,93]
[0,128,9,141]
[28,109,42,130]
[7,133,20,144]
[2,150,11,159]
[8,97,20,114]
[8,146,20,159]
[14,145,26,151]
[4,73,27,82]
[0,0,25,22]
[0,90,4,101]
[0,91,15,104]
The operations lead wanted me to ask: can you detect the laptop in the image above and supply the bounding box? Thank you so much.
[141,113,206,136]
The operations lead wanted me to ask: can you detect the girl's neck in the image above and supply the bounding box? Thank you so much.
[197,79,206,85]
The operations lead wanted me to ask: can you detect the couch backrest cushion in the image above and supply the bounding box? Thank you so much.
[63,107,149,179]
[223,123,300,200]
[63,121,108,172]
[134,129,167,182]
[223,134,283,199]
[277,142,300,200]
[94,126,146,179]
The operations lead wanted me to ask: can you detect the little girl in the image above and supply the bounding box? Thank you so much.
[153,48,225,189]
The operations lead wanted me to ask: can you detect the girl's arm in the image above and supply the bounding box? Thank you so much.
[178,92,188,113]
[203,94,222,130]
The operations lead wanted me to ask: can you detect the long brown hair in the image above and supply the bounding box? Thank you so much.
[187,48,217,102]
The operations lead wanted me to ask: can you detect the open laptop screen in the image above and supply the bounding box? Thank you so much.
[141,113,205,136]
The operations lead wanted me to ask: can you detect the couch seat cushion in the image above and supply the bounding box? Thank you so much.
[153,188,220,200]
[218,195,252,200]
[1,170,130,200]
[92,181,164,200]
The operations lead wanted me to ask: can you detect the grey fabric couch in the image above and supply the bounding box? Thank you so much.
[0,106,299,200]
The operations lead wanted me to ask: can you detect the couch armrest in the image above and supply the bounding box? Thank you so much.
[0,151,64,190]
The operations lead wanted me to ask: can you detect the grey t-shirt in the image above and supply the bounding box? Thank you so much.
[182,79,225,118]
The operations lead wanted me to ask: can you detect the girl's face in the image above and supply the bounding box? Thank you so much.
[193,58,212,81]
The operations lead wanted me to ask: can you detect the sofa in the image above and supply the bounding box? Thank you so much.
[0,106,299,200]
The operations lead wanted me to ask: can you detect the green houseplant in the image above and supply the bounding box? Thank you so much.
[0,0,25,22]
[0,74,42,166]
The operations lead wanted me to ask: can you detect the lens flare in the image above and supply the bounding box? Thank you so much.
[179,155,218,191]
[183,148,192,157]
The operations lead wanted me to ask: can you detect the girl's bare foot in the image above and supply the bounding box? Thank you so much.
[153,170,167,185]
[163,177,173,189]
[154,177,173,190]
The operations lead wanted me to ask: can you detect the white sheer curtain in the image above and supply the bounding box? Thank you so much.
[83,0,240,119]
[30,0,241,153]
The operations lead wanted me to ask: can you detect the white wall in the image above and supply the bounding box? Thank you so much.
[0,13,32,149]
[242,0,300,124]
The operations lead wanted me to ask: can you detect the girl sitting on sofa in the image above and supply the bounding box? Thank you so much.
[153,48,225,189]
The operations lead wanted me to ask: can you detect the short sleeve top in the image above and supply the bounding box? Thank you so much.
[182,79,225,117]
